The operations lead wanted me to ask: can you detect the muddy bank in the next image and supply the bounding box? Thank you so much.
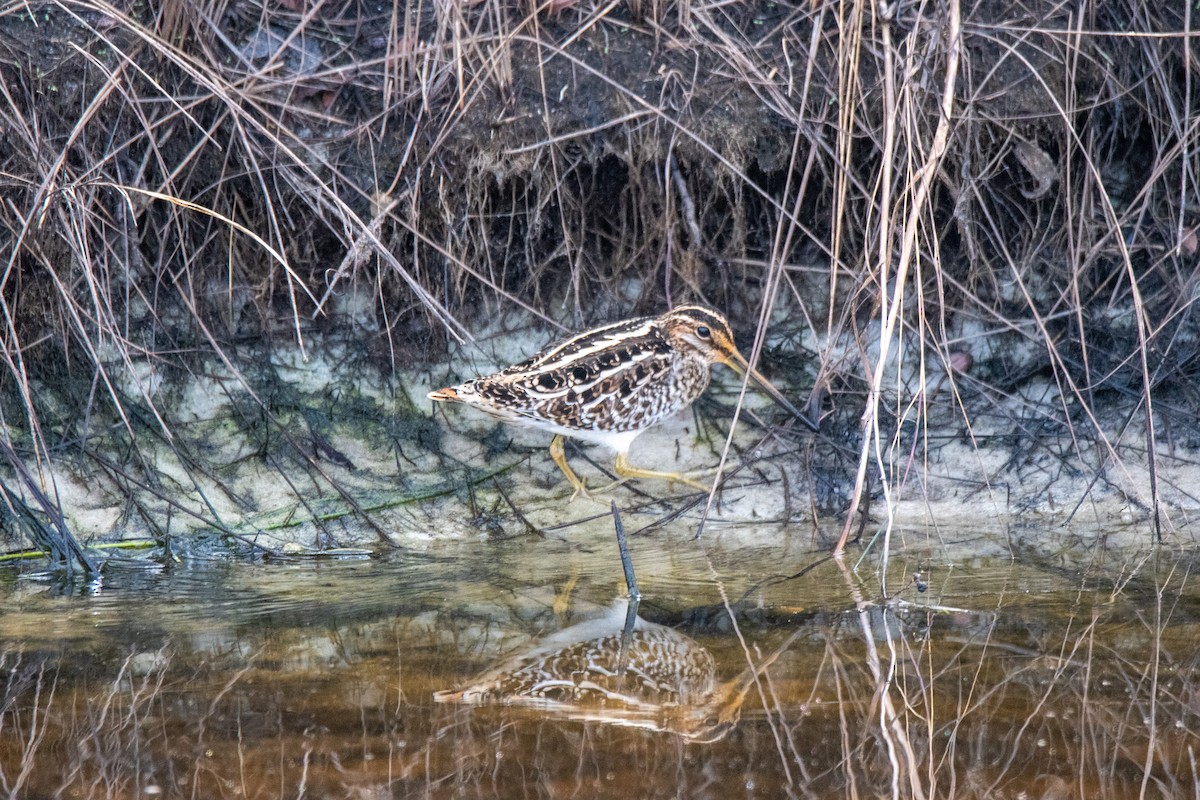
[14,311,1191,564]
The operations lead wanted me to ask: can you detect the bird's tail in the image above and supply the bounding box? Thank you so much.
[428,386,462,402]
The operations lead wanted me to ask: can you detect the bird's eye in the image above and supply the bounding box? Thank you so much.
[696,325,711,338]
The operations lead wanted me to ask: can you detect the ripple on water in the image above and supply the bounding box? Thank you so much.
[0,528,1194,798]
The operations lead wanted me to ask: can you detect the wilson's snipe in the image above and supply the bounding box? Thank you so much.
[428,305,811,496]
[433,600,801,742]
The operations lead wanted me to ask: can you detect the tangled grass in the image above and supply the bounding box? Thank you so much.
[0,0,1197,570]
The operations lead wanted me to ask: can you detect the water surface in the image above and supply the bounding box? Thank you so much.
[0,520,1193,799]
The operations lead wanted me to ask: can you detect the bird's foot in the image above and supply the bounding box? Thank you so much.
[614,454,722,493]
[551,434,595,502]
[566,478,592,503]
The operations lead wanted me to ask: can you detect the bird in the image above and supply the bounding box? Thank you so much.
[427,304,813,497]
[432,600,801,743]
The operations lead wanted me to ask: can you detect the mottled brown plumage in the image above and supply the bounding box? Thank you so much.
[428,305,806,496]
[433,601,801,742]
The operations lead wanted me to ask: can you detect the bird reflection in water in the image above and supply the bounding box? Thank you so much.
[434,599,800,743]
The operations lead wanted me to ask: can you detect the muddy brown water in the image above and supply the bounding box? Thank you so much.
[0,519,1194,799]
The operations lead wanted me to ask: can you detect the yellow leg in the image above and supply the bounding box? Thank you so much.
[613,452,715,492]
[553,565,581,621]
[549,434,590,501]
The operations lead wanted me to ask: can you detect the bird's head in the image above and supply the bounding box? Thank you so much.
[658,305,814,428]
[658,305,740,365]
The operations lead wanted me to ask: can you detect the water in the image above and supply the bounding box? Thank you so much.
[0,521,1194,799]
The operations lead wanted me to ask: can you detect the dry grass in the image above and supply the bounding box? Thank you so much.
[0,0,1197,572]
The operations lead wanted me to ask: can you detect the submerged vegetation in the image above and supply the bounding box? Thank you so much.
[0,0,1198,568]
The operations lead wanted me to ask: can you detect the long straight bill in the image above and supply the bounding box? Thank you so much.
[723,351,819,432]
